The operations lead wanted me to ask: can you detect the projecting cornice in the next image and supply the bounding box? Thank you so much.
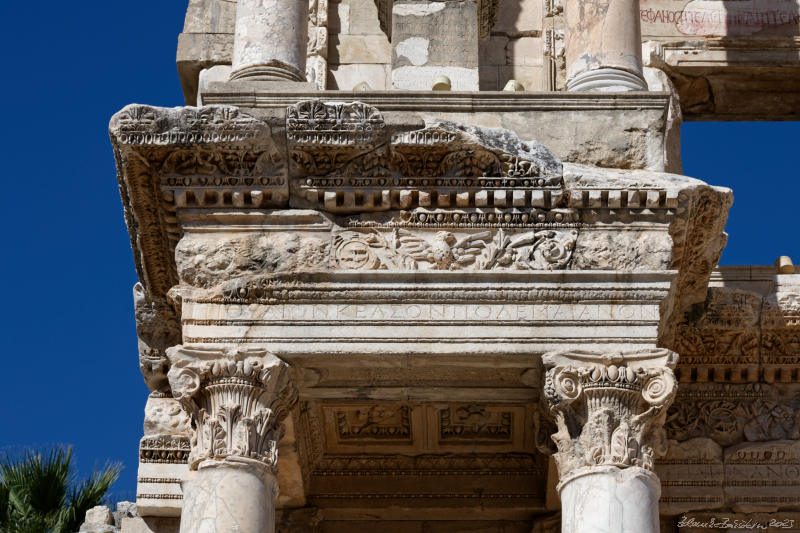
[109,98,732,350]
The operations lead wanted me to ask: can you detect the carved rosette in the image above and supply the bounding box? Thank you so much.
[541,349,678,480]
[166,346,298,473]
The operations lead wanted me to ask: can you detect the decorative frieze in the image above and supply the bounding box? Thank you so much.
[166,346,298,473]
[438,405,515,443]
[330,228,578,271]
[136,395,191,517]
[666,383,800,446]
[669,282,800,383]
[335,405,412,441]
[541,349,678,478]
[287,100,563,213]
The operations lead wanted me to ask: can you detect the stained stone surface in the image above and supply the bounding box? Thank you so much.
[391,1,480,90]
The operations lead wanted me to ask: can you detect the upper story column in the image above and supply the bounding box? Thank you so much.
[167,346,298,533]
[564,0,647,91]
[230,0,310,82]
[541,349,677,533]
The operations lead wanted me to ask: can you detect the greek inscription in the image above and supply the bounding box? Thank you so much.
[240,303,659,322]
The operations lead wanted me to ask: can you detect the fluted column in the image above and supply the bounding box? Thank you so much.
[541,349,677,533]
[230,0,310,82]
[564,0,647,91]
[167,346,298,533]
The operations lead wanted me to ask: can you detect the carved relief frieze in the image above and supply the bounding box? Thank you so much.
[762,289,800,382]
[541,349,678,478]
[287,101,563,213]
[166,346,298,472]
[139,435,191,465]
[336,405,412,440]
[438,405,514,443]
[670,282,800,383]
[322,403,420,452]
[174,224,578,287]
[287,100,386,149]
[112,105,270,145]
[330,228,577,271]
[666,383,800,446]
[673,288,762,382]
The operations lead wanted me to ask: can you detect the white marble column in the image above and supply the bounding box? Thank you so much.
[230,0,310,82]
[564,0,647,91]
[541,349,678,533]
[167,346,298,533]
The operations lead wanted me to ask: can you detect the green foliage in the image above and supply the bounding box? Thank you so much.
[0,446,121,533]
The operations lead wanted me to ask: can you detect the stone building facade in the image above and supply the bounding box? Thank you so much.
[105,0,800,531]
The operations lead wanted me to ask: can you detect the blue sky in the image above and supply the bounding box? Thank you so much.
[0,2,797,500]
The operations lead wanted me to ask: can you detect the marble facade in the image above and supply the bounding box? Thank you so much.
[104,1,800,532]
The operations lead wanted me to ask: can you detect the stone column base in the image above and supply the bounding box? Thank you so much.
[567,68,648,92]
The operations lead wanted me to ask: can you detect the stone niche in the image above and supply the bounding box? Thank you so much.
[110,99,733,532]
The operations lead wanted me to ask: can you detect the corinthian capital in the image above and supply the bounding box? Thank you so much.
[541,349,678,479]
[166,346,298,473]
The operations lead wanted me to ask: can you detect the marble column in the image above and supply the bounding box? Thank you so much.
[230,0,310,82]
[541,349,678,533]
[564,0,647,91]
[167,346,298,533]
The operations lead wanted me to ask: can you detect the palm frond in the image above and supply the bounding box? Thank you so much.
[0,446,71,519]
[60,461,122,533]
[0,481,10,526]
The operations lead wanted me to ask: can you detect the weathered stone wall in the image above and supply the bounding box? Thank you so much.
[480,0,547,89]
[328,0,392,89]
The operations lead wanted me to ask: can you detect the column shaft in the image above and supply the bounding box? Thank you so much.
[564,0,647,91]
[231,0,310,82]
[559,466,660,533]
[180,459,278,533]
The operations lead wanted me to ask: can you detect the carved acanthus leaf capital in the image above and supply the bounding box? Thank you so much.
[541,349,678,479]
[166,345,298,472]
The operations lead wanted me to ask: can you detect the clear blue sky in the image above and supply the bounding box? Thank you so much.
[0,2,797,500]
